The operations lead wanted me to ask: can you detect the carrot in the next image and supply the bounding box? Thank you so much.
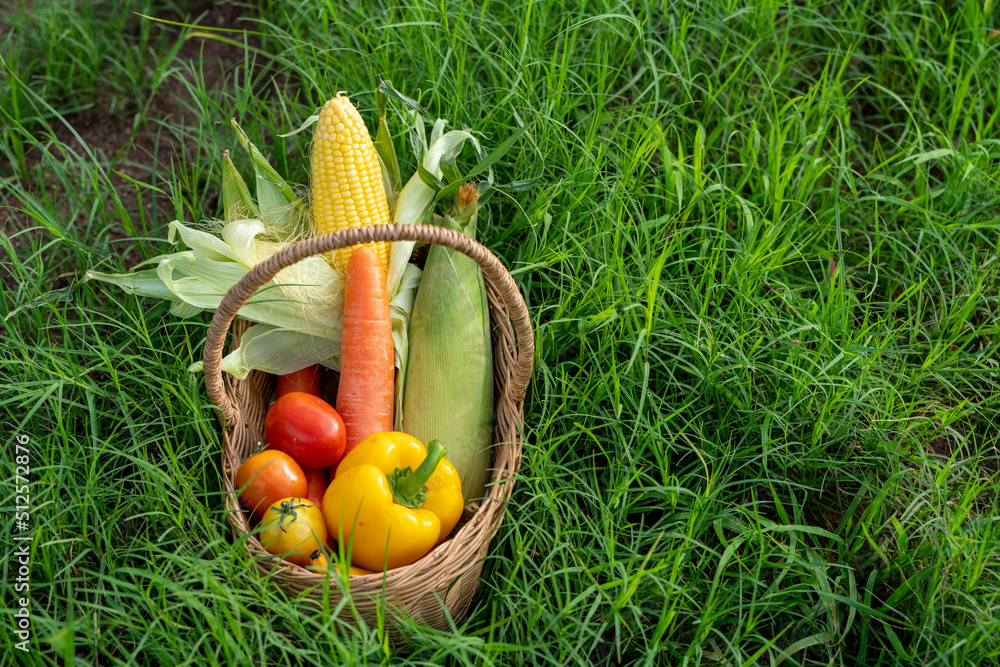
[336,245,395,453]
[276,364,323,398]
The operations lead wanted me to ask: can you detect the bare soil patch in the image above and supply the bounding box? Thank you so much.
[1,2,266,285]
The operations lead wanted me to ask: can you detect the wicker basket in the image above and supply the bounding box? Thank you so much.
[202,223,533,638]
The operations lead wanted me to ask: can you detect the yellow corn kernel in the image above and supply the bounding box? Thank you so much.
[310,95,390,273]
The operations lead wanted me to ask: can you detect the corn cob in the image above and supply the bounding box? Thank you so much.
[401,184,493,504]
[310,95,391,273]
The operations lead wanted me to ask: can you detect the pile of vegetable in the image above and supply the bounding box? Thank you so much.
[88,86,526,574]
[238,382,462,574]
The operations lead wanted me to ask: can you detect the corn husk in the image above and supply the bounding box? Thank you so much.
[86,116,415,379]
[400,189,493,504]
[88,216,347,374]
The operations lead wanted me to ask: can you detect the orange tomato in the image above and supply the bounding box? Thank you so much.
[235,451,307,518]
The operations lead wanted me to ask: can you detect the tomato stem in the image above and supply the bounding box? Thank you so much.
[270,498,310,531]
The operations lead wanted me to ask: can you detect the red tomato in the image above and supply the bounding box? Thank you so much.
[265,392,346,468]
[302,467,329,508]
[235,450,308,518]
[276,365,323,398]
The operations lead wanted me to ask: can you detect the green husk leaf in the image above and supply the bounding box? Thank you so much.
[188,323,340,379]
[89,101,437,388]
[417,163,446,191]
[388,171,434,300]
[425,128,485,173]
[230,119,305,240]
[85,267,182,304]
[425,128,488,206]
[438,138,465,184]
[428,118,449,147]
[376,80,432,161]
[375,89,402,197]
[433,180,464,207]
[92,219,344,338]
[376,80,432,122]
[220,218,265,267]
[391,262,423,420]
[169,301,204,318]
[387,121,489,299]
[230,119,296,205]
[222,150,258,224]
[167,219,245,264]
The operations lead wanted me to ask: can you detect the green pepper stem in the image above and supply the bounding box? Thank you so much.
[393,440,447,504]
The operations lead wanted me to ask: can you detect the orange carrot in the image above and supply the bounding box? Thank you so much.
[336,245,394,452]
[276,364,323,398]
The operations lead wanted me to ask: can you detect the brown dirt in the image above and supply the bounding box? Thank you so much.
[1,2,267,287]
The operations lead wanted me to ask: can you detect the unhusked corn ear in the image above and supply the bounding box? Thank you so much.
[310,95,391,273]
[400,185,493,504]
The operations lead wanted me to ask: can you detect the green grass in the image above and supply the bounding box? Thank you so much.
[3,0,1000,664]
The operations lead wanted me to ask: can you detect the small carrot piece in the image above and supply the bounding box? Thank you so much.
[336,245,395,452]
[276,364,323,398]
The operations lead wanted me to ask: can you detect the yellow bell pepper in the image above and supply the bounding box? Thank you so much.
[322,432,463,571]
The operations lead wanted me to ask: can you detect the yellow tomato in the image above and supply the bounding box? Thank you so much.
[258,497,327,566]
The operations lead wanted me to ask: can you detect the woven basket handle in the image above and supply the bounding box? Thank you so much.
[203,223,534,425]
